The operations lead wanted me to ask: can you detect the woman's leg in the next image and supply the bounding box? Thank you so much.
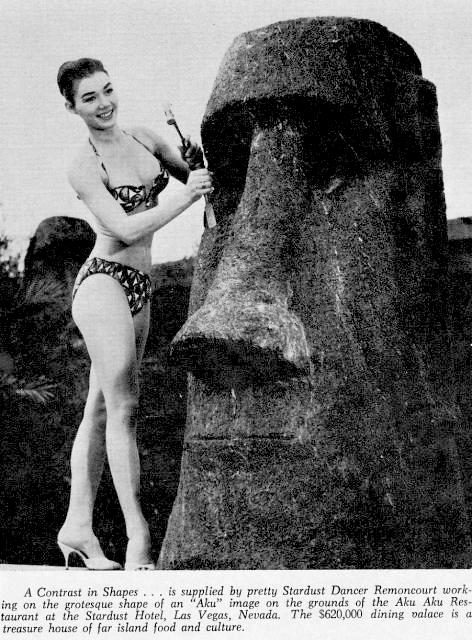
[124,300,152,566]
[71,273,152,564]
[58,366,108,558]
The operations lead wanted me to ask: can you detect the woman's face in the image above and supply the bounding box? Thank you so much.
[68,71,118,130]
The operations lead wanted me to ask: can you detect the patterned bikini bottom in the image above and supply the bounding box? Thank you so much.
[72,257,152,317]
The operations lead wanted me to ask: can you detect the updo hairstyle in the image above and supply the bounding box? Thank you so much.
[57,58,108,105]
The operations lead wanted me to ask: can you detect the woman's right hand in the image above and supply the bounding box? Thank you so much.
[185,168,213,203]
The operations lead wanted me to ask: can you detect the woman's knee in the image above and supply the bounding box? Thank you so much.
[83,396,107,427]
[106,392,139,423]
[106,363,139,404]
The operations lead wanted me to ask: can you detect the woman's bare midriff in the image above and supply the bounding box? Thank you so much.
[89,231,154,274]
[88,203,156,273]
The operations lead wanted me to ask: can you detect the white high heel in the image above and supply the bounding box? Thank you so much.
[58,540,122,571]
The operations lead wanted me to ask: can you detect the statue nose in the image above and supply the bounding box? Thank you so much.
[170,287,311,383]
[169,120,313,384]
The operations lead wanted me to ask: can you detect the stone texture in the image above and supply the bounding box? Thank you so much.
[158,18,472,569]
[447,218,472,528]
[23,216,96,290]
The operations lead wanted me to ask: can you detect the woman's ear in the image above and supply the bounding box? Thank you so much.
[65,101,76,114]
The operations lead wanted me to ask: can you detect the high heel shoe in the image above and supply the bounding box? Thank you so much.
[58,541,122,571]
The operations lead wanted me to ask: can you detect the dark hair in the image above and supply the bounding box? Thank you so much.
[57,58,108,105]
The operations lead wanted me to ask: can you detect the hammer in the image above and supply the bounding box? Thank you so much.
[163,103,216,229]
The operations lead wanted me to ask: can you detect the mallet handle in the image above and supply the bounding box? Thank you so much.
[163,103,216,229]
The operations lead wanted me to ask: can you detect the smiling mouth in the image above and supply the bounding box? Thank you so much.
[97,110,114,120]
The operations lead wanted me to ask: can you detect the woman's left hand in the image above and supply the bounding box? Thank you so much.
[180,137,204,170]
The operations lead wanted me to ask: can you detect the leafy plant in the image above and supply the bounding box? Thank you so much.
[0,373,56,406]
[2,274,67,323]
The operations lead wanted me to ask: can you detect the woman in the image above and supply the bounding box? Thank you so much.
[56,58,212,570]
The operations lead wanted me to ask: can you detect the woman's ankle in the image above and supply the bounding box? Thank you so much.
[57,523,103,553]
[126,520,150,541]
[126,528,152,564]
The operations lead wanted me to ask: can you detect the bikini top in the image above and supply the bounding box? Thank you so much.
[88,131,169,215]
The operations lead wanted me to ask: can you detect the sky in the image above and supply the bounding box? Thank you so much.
[0,0,471,264]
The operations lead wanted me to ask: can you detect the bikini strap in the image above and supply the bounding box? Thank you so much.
[88,130,163,189]
[88,138,109,181]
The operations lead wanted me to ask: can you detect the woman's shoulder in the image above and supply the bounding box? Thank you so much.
[126,125,167,155]
[126,125,187,180]
[67,142,102,192]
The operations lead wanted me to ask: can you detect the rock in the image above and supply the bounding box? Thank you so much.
[159,18,471,569]
[23,216,95,290]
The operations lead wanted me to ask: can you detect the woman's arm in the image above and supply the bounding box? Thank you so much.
[132,126,203,183]
[69,154,210,245]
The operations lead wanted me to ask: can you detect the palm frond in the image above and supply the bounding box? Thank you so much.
[0,373,56,405]
[6,277,68,320]
[22,277,66,307]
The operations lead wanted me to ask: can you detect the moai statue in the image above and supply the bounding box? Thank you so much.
[447,219,472,519]
[158,18,471,568]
